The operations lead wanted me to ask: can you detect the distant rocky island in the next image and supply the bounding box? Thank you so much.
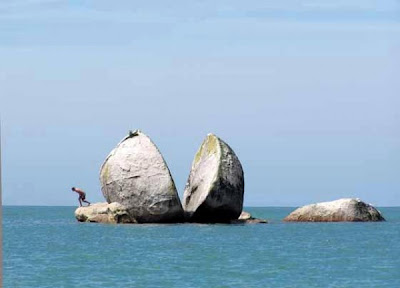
[284,198,385,222]
[75,130,385,224]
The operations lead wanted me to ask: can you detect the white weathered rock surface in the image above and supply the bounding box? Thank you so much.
[230,211,267,224]
[183,134,244,223]
[100,130,184,223]
[284,198,385,222]
[75,202,136,224]
[238,211,252,220]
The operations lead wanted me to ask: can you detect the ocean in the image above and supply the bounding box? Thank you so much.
[3,206,400,287]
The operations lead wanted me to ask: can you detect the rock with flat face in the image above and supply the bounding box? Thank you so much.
[183,134,244,223]
[75,202,136,224]
[283,198,385,222]
[100,130,184,223]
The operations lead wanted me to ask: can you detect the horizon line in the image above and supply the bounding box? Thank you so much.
[2,204,400,208]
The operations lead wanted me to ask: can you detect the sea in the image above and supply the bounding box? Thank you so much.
[3,206,400,287]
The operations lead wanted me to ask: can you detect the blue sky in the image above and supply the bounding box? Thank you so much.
[1,1,399,206]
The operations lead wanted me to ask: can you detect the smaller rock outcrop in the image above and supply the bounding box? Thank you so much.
[75,202,136,224]
[230,211,268,224]
[183,134,244,223]
[238,211,252,220]
[283,198,385,222]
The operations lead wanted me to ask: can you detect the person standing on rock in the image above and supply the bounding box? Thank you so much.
[72,187,91,207]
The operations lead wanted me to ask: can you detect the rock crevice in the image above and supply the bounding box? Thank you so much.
[75,131,267,224]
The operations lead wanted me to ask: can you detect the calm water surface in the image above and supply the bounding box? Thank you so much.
[3,206,400,287]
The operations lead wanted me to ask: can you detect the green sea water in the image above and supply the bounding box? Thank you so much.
[3,206,400,287]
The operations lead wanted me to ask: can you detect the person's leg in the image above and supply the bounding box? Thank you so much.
[78,196,83,207]
[81,194,90,206]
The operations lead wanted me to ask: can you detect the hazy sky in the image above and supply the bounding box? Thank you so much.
[1,1,399,206]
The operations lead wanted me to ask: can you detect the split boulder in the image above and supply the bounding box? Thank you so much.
[99,130,184,223]
[183,133,244,223]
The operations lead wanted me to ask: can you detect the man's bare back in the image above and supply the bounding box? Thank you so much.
[72,187,91,207]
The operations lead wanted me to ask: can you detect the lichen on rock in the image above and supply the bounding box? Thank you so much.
[183,133,244,223]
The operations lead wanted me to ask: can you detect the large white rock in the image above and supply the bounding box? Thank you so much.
[283,198,385,222]
[100,130,184,223]
[183,134,244,222]
[75,202,135,224]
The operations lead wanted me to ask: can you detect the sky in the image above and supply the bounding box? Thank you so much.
[1,0,399,206]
